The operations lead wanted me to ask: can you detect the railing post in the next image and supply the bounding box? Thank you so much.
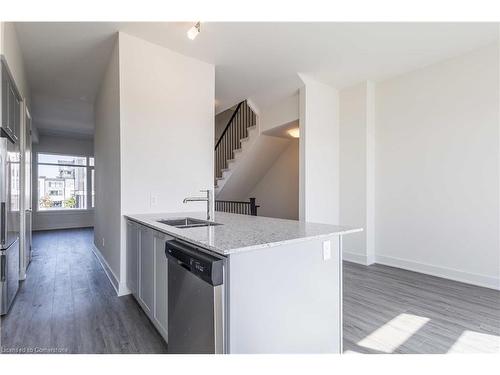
[249,197,258,216]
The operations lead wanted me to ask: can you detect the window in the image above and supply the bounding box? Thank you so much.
[89,157,95,208]
[37,153,95,211]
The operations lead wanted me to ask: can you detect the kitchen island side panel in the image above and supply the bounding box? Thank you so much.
[227,235,342,354]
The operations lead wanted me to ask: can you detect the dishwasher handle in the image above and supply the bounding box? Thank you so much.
[175,259,191,272]
[165,240,224,286]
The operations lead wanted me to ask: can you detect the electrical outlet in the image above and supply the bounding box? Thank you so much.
[323,240,331,261]
[102,238,105,247]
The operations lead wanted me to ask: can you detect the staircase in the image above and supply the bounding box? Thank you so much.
[214,100,292,207]
[215,100,257,188]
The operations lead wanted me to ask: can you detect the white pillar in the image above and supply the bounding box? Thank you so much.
[339,81,375,265]
[298,74,340,225]
[0,22,4,54]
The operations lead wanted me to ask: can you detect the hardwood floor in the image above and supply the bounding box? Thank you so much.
[0,228,167,354]
[1,228,498,354]
[343,261,500,354]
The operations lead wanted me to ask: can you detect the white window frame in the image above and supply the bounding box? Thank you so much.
[35,151,95,214]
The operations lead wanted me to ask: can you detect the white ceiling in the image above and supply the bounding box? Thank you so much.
[15,22,498,137]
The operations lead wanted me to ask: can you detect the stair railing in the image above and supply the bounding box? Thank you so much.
[215,100,256,179]
[215,197,259,216]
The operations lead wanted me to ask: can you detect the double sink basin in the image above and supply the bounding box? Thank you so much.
[157,217,222,229]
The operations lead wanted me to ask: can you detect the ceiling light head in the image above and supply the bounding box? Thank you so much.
[187,22,201,40]
[287,128,300,138]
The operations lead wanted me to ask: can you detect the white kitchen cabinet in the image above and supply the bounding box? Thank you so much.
[1,61,21,141]
[139,226,155,315]
[126,219,170,343]
[154,231,169,340]
[1,64,8,130]
[126,221,139,296]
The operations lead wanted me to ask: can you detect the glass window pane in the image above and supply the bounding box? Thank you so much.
[38,164,87,210]
[91,169,95,208]
[89,157,94,167]
[38,153,87,166]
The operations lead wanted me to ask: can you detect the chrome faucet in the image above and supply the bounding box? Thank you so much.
[183,189,215,221]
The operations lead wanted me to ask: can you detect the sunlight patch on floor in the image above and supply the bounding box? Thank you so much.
[447,330,500,353]
[357,313,430,353]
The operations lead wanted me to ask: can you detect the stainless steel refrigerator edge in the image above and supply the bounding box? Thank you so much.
[1,57,22,316]
[0,137,21,315]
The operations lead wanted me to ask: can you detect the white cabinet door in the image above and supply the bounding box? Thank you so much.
[139,226,155,314]
[126,221,139,296]
[154,232,169,340]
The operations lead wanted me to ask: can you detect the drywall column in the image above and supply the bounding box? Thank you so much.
[298,75,340,224]
[94,38,122,292]
[95,33,215,295]
[339,81,375,265]
[0,22,4,54]
[118,32,214,293]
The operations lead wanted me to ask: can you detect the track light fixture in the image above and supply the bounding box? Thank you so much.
[187,22,201,40]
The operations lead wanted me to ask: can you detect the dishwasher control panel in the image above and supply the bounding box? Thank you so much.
[165,240,224,286]
[192,260,205,273]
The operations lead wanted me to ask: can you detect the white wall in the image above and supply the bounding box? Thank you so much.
[249,139,299,220]
[260,93,299,133]
[94,38,121,282]
[32,134,94,231]
[0,22,4,54]
[339,81,375,265]
[94,32,215,292]
[375,43,499,289]
[299,75,340,225]
[0,22,5,54]
[119,32,214,215]
[1,22,30,104]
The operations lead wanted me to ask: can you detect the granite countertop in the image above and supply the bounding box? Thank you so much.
[125,211,362,256]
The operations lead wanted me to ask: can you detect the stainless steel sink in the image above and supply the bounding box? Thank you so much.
[157,217,222,229]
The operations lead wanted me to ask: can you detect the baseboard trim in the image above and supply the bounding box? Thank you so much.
[375,254,500,291]
[118,283,131,296]
[343,251,375,266]
[91,245,131,296]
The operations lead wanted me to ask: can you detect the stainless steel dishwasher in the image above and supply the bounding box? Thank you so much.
[165,240,225,354]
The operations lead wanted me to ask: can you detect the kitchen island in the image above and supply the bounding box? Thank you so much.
[125,212,362,354]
